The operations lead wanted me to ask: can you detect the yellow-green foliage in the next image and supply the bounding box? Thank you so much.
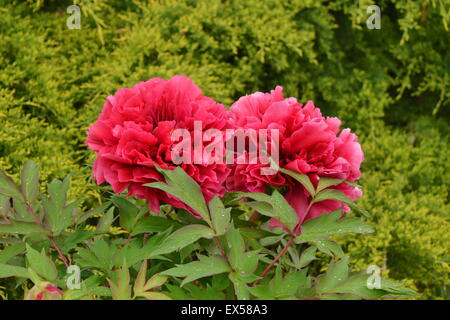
[340,117,449,299]
[0,0,448,298]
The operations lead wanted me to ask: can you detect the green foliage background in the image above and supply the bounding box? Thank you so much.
[0,0,448,299]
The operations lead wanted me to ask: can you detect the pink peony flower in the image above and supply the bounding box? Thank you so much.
[86,75,230,215]
[226,86,364,229]
[25,283,62,300]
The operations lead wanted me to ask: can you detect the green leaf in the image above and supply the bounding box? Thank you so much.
[246,201,276,218]
[108,259,131,300]
[328,274,383,299]
[96,207,115,232]
[42,176,79,235]
[142,274,168,292]
[131,216,178,236]
[297,246,317,268]
[208,196,231,236]
[269,190,298,231]
[133,260,148,295]
[21,160,40,204]
[139,291,172,300]
[237,190,298,232]
[0,243,26,264]
[325,274,415,299]
[313,188,373,220]
[313,239,345,257]
[88,238,113,270]
[76,201,112,225]
[0,169,25,201]
[0,263,30,278]
[249,269,308,299]
[316,256,349,294]
[111,195,138,232]
[144,166,210,224]
[133,260,168,297]
[316,177,343,193]
[0,194,11,218]
[226,225,261,274]
[76,247,103,269]
[377,278,417,297]
[150,224,214,257]
[226,224,245,269]
[0,220,48,235]
[279,168,315,196]
[313,189,353,205]
[162,255,231,286]
[296,210,374,242]
[229,272,250,300]
[60,230,96,254]
[26,244,57,282]
[277,269,309,297]
[12,198,35,222]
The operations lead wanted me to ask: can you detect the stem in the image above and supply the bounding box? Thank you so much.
[26,203,70,268]
[50,238,69,268]
[293,202,313,235]
[249,211,260,222]
[215,237,227,260]
[124,233,132,247]
[253,237,295,286]
[253,200,314,286]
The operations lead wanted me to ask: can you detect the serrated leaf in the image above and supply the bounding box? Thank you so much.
[162,255,231,286]
[76,247,103,269]
[208,196,231,236]
[42,176,78,235]
[21,160,40,204]
[89,238,113,270]
[26,244,57,282]
[0,169,25,201]
[60,230,96,254]
[144,166,210,224]
[297,210,374,242]
[149,224,214,257]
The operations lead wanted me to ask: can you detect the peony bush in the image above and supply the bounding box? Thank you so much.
[0,76,415,300]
